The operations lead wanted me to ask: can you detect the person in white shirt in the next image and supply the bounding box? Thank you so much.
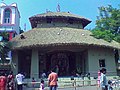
[100,68,107,90]
[16,72,25,90]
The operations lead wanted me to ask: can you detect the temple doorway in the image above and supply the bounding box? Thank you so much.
[46,51,76,76]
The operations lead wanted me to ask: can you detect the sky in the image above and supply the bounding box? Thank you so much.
[2,0,120,31]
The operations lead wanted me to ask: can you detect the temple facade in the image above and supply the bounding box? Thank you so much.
[11,12,120,79]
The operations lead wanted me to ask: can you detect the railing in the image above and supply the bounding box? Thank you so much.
[23,79,97,88]
[22,78,120,90]
[58,79,97,87]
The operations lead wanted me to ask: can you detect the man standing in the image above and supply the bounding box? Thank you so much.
[48,70,58,90]
[15,72,25,90]
[100,68,108,90]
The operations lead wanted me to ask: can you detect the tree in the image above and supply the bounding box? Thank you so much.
[0,31,11,63]
[91,5,120,43]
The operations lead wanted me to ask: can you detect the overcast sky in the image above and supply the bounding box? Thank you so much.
[2,0,120,31]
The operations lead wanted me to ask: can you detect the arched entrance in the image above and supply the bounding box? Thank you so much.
[46,51,76,76]
[51,53,69,76]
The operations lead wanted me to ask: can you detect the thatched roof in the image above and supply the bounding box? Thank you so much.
[29,12,91,28]
[11,27,120,50]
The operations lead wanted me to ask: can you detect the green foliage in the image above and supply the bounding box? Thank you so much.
[91,29,115,42]
[92,5,120,43]
[0,31,11,63]
[0,31,9,41]
[114,34,120,42]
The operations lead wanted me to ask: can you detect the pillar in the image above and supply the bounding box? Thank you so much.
[11,51,18,75]
[76,53,82,74]
[30,49,39,79]
[118,50,120,62]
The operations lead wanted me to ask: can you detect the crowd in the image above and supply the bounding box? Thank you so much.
[0,71,15,90]
[39,68,58,90]
[0,71,25,90]
[1,67,114,90]
[0,68,58,90]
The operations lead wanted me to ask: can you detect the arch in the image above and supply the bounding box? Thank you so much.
[51,53,69,76]
[46,51,76,76]
[3,8,12,24]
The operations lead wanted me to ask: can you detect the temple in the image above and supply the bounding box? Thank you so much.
[11,12,120,80]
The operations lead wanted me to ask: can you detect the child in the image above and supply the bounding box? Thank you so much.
[39,79,44,90]
[32,77,36,87]
[108,80,113,90]
[41,72,46,79]
[7,71,14,90]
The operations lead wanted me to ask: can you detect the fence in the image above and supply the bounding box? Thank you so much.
[23,78,120,90]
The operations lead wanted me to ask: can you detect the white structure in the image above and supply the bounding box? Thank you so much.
[0,2,20,61]
[0,2,20,37]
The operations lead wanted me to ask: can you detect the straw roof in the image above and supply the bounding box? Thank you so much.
[29,12,91,28]
[11,27,120,50]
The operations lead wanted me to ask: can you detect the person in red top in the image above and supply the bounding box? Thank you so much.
[0,72,7,90]
[48,69,58,90]
[7,71,15,90]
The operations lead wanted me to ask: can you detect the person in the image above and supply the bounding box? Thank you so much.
[0,72,7,90]
[31,77,36,87]
[41,70,46,79]
[15,72,25,90]
[87,73,91,86]
[108,80,113,90]
[48,69,58,90]
[55,65,59,75]
[39,79,44,90]
[98,69,102,87]
[7,71,15,90]
[100,68,108,90]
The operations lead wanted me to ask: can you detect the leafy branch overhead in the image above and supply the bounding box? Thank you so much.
[0,31,12,63]
[91,5,120,43]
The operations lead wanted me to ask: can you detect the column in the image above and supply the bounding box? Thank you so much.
[118,50,120,62]
[30,49,39,79]
[76,53,82,74]
[11,51,18,75]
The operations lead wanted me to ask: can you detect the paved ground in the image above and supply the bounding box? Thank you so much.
[57,86,100,90]
[23,86,120,90]
[23,86,101,90]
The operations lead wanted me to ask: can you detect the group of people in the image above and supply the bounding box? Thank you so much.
[39,65,59,90]
[0,69,58,90]
[0,71,25,90]
[39,69,58,90]
[1,67,114,90]
[0,71,14,90]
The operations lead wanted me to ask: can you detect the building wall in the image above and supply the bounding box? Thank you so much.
[0,6,15,25]
[88,47,117,76]
[12,46,118,79]
[11,7,15,24]
[0,7,4,24]
[14,6,20,34]
[37,21,83,29]
[0,3,20,34]
[0,3,20,62]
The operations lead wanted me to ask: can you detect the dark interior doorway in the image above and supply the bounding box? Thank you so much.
[18,50,31,78]
[46,51,76,76]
